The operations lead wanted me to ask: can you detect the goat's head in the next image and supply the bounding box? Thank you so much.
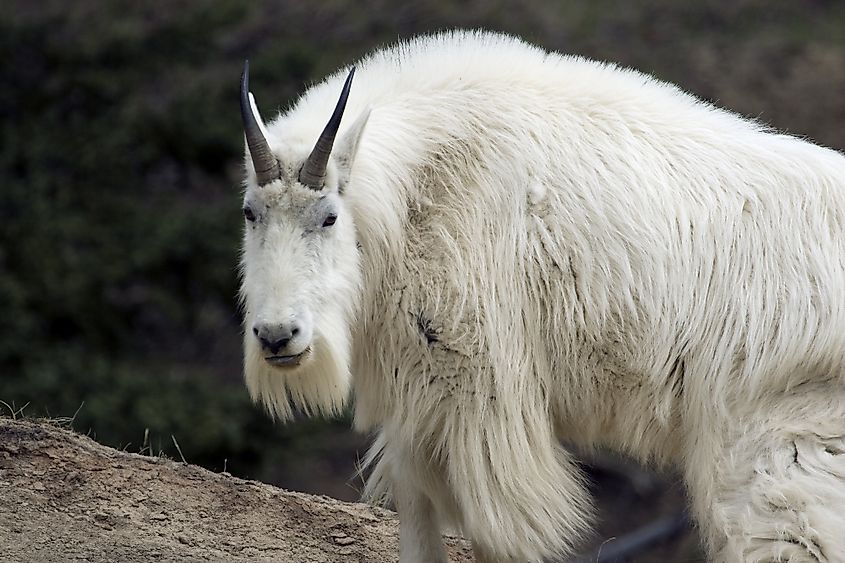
[238,62,368,420]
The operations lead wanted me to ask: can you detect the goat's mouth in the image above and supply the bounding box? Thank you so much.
[264,347,311,368]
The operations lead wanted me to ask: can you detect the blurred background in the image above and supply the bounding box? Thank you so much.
[2,1,843,560]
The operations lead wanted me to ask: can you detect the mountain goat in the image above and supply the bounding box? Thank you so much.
[237,31,845,562]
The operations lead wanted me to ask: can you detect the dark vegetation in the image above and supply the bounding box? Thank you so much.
[2,0,843,557]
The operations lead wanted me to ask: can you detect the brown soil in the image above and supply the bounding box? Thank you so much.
[0,418,473,563]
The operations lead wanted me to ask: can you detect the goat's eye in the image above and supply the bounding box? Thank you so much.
[243,206,256,222]
[322,214,337,228]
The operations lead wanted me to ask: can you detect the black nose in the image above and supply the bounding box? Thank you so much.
[253,323,300,355]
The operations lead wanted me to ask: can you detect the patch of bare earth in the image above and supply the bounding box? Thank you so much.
[0,418,473,562]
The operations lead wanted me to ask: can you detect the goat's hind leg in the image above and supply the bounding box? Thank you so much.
[688,387,845,562]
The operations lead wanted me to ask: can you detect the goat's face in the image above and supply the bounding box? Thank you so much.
[238,64,368,419]
[240,170,359,372]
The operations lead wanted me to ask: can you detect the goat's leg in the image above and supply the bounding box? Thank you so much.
[472,541,523,563]
[395,478,448,563]
[685,385,845,563]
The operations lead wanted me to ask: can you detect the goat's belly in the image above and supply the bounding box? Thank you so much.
[547,359,685,467]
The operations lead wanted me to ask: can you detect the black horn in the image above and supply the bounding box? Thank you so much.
[240,60,280,186]
[299,67,356,190]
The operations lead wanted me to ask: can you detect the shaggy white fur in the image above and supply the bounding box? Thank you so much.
[239,31,845,562]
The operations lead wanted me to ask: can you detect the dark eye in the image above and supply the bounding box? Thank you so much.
[322,214,337,228]
[243,206,256,222]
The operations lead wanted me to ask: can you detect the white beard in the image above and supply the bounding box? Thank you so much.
[243,307,352,421]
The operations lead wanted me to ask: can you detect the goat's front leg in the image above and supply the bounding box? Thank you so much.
[472,541,519,563]
[395,478,448,563]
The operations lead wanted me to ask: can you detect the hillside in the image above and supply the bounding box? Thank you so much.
[0,418,473,562]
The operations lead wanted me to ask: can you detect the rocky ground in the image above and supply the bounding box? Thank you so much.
[0,418,473,562]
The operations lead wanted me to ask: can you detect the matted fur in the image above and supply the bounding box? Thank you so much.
[239,31,845,562]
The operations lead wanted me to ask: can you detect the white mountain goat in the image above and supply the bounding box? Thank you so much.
[237,31,845,562]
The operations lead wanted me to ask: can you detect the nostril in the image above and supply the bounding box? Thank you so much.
[291,327,299,337]
[252,326,259,336]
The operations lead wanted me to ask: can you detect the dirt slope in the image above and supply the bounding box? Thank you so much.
[0,418,473,562]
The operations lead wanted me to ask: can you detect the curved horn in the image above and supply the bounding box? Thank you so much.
[240,60,279,186]
[299,67,355,190]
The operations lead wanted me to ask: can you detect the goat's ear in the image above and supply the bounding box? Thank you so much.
[335,107,371,192]
[248,92,273,140]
